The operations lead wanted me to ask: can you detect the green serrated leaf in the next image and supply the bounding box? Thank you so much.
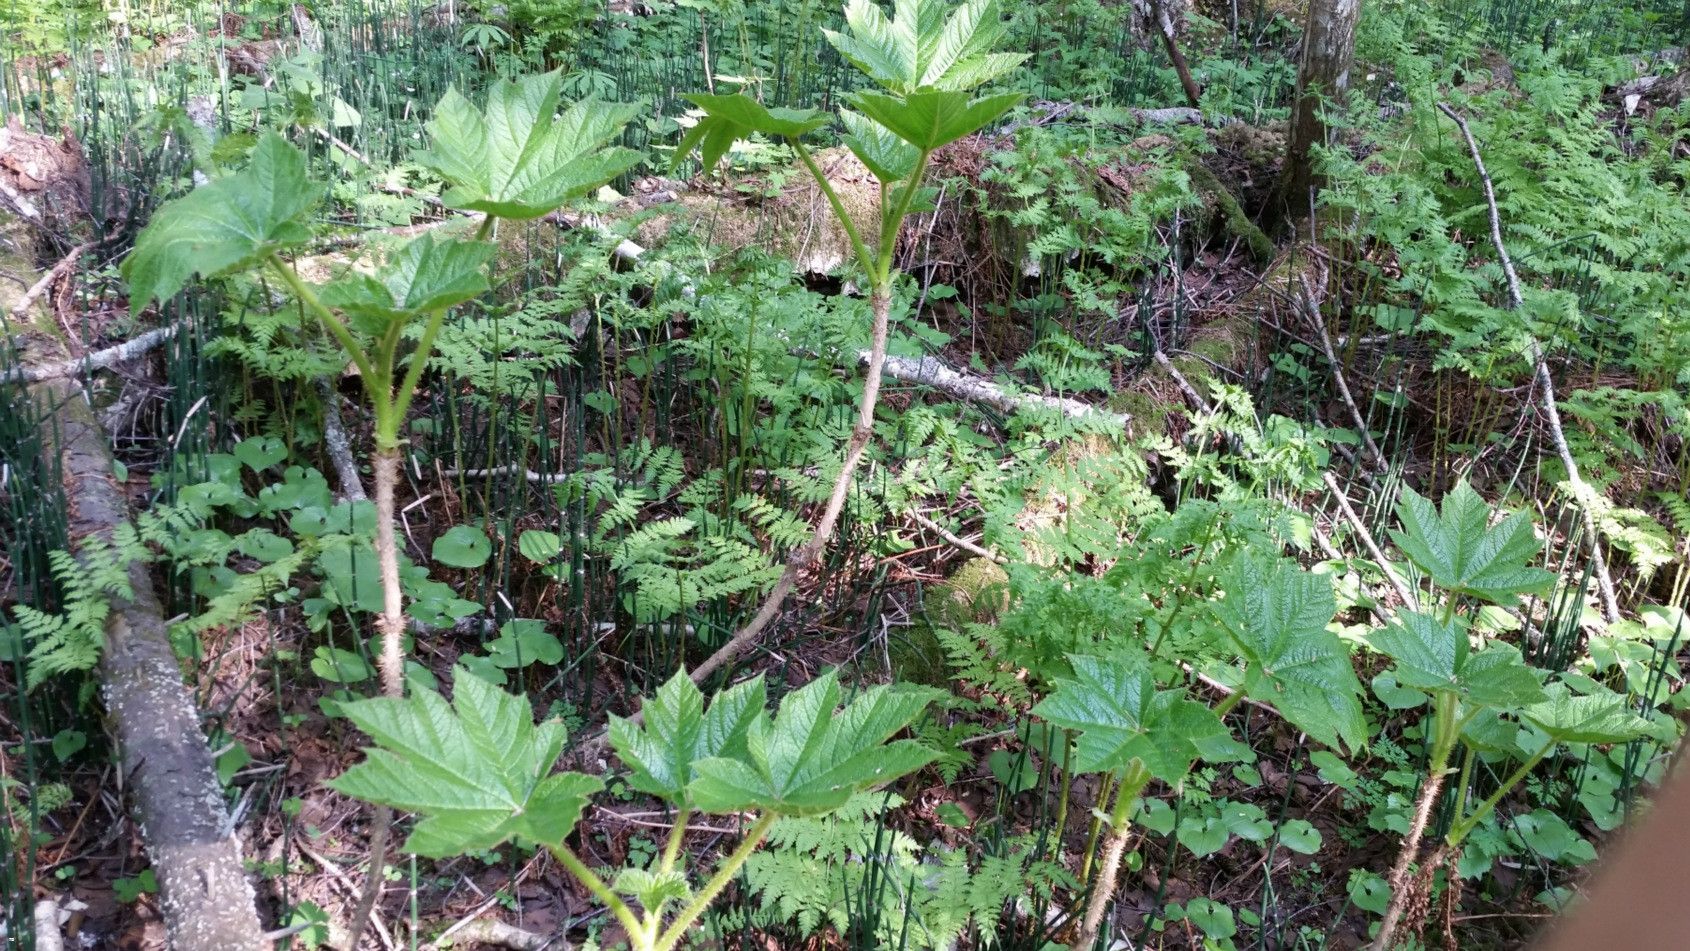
[1031,654,1242,781]
[329,668,602,857]
[319,234,493,335]
[1521,683,1650,744]
[846,88,1021,150]
[686,671,938,816]
[838,110,920,183]
[1389,480,1556,605]
[1211,557,1367,753]
[825,0,1025,94]
[417,72,641,220]
[123,133,317,312]
[1371,611,1546,709]
[609,670,766,805]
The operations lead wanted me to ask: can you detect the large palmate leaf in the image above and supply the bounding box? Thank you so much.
[687,671,938,816]
[838,110,920,183]
[318,233,494,335]
[1032,654,1245,780]
[1521,683,1651,745]
[674,93,829,175]
[1211,557,1367,753]
[123,133,316,312]
[328,668,602,857]
[1371,611,1546,709]
[824,0,1025,94]
[846,88,1021,151]
[1389,480,1556,605]
[417,72,641,220]
[609,669,766,804]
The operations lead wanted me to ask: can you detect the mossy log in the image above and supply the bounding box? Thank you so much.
[2,215,268,950]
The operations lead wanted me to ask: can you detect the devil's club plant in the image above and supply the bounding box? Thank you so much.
[331,667,937,951]
[124,71,639,698]
[1366,481,1649,949]
[670,0,1027,685]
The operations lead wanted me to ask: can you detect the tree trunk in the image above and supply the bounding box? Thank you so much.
[1270,0,1362,229]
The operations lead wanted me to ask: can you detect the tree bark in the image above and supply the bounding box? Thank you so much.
[1270,0,1362,229]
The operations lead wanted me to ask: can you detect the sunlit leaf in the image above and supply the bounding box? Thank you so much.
[609,670,766,804]
[123,133,316,312]
[329,669,602,857]
[1389,480,1556,605]
[417,71,641,220]
[686,671,938,816]
[1211,557,1367,753]
[1032,654,1245,780]
[319,234,493,335]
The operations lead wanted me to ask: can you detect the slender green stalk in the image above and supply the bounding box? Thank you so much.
[1213,687,1247,719]
[551,843,645,942]
[659,808,692,876]
[653,813,778,951]
[1448,738,1558,845]
[264,254,381,401]
[790,138,873,276]
[388,307,448,440]
[873,151,932,282]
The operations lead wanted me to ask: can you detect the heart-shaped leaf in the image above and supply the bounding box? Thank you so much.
[319,233,493,335]
[609,670,766,805]
[486,619,564,669]
[686,671,938,816]
[124,132,317,312]
[432,524,492,568]
[1389,480,1556,606]
[1032,654,1244,781]
[329,668,602,857]
[1211,557,1367,753]
[418,72,641,220]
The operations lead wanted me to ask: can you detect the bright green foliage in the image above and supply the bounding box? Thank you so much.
[1389,480,1556,606]
[1522,683,1652,745]
[1032,654,1245,779]
[319,234,494,337]
[609,670,766,804]
[122,133,316,312]
[1211,557,1367,753]
[1371,611,1546,709]
[687,671,940,816]
[328,668,603,857]
[675,94,828,175]
[430,524,493,569]
[824,0,1024,94]
[837,110,919,182]
[417,71,641,220]
[847,88,1021,151]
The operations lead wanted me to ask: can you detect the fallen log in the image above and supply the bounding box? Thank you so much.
[2,215,268,949]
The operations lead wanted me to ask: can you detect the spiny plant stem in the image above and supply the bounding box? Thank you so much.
[372,449,407,698]
[684,281,892,688]
[1073,762,1151,951]
[653,813,778,951]
[551,843,645,942]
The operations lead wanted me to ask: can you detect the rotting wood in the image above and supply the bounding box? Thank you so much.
[3,215,268,950]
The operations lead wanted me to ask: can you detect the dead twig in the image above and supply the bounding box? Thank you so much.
[1436,102,1621,625]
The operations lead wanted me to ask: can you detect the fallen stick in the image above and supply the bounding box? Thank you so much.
[1437,103,1621,624]
[872,352,1130,427]
[0,320,184,385]
[5,240,92,324]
